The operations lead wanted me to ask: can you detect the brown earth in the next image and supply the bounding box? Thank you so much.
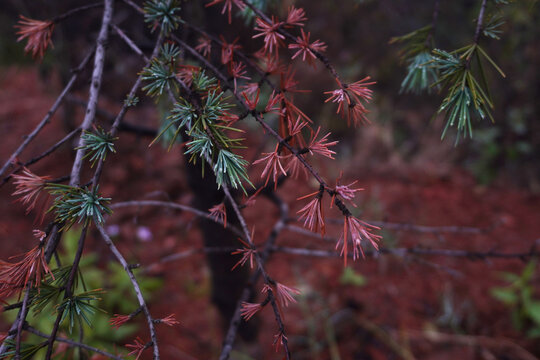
[1,67,539,359]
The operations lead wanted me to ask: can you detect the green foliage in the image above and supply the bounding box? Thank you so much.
[78,128,117,167]
[213,150,253,193]
[483,15,505,40]
[149,70,253,192]
[390,25,433,61]
[47,185,112,229]
[30,283,63,316]
[430,45,505,141]
[159,42,181,64]
[141,59,178,98]
[491,261,540,337]
[185,131,214,163]
[191,70,217,93]
[0,340,47,360]
[340,267,367,287]
[400,51,438,94]
[57,289,104,333]
[144,0,182,35]
[124,95,139,107]
[391,26,439,94]
[0,228,163,355]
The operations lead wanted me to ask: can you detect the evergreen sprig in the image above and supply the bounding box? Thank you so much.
[0,340,47,360]
[185,131,214,164]
[78,127,117,167]
[431,45,505,141]
[141,59,178,98]
[144,0,182,35]
[390,25,433,61]
[391,25,438,94]
[400,51,438,94]
[483,15,505,40]
[30,282,63,315]
[214,149,253,193]
[47,184,112,229]
[124,95,139,107]
[56,289,104,333]
[159,42,181,64]
[192,70,217,93]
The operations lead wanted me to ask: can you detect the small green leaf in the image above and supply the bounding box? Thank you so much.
[491,287,517,305]
[340,267,367,287]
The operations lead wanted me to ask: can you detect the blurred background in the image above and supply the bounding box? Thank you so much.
[0,0,539,359]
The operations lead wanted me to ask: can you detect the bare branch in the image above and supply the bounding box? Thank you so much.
[25,325,124,360]
[95,220,160,360]
[110,200,244,238]
[69,0,114,187]
[0,49,94,179]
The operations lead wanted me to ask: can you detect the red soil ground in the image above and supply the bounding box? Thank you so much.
[1,67,539,359]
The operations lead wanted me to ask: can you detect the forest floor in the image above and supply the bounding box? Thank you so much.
[1,67,539,360]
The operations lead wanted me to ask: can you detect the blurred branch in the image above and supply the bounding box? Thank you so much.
[25,325,124,360]
[66,96,157,137]
[0,48,94,179]
[404,329,538,360]
[110,200,244,238]
[271,243,540,261]
[69,0,114,188]
[0,128,80,187]
[95,220,160,360]
[219,192,289,360]
[295,219,491,234]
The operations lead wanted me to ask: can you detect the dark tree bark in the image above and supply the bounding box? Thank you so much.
[185,159,258,341]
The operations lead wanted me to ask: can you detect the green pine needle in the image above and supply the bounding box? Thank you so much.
[78,128,117,167]
[144,0,182,35]
[56,289,104,333]
[400,51,439,94]
[214,150,253,193]
[141,59,178,98]
[47,185,112,229]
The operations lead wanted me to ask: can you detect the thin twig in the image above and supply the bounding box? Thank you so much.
[69,0,114,187]
[0,49,94,179]
[112,24,149,61]
[0,128,81,187]
[14,286,31,359]
[240,0,345,86]
[66,96,157,136]
[25,325,124,360]
[473,0,488,44]
[219,192,289,360]
[110,200,244,237]
[45,225,89,359]
[95,220,160,360]
[90,31,164,189]
[52,2,104,23]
